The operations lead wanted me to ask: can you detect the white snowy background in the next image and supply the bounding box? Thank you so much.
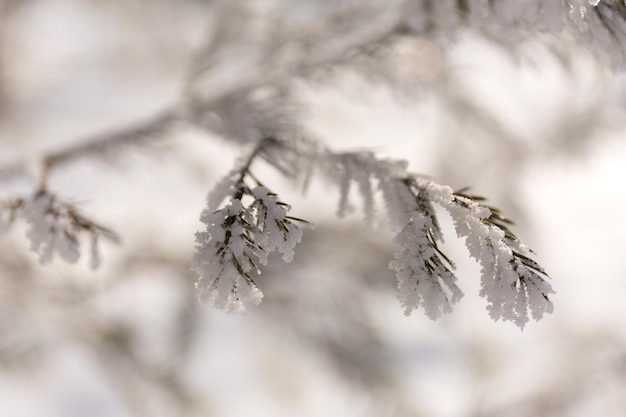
[1,1,626,416]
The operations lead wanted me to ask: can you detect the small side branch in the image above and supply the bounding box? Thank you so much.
[0,109,177,183]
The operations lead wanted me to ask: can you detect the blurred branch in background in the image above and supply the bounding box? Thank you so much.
[1,0,623,182]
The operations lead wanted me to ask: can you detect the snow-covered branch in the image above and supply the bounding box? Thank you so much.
[389,178,464,320]
[192,137,554,328]
[0,190,119,268]
[1,0,590,327]
[191,139,311,312]
[416,181,554,328]
[322,149,554,328]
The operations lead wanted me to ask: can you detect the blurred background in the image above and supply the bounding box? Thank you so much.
[1,0,626,416]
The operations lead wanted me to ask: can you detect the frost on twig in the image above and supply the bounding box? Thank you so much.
[391,178,554,328]
[446,186,554,328]
[326,151,554,329]
[389,178,464,320]
[326,151,407,227]
[324,155,466,320]
[194,138,553,328]
[191,140,311,313]
[0,191,119,269]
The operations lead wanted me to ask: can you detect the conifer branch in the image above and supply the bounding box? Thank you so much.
[193,137,554,328]
[0,190,120,268]
[191,139,311,312]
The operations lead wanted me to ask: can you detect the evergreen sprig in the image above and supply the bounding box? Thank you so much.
[192,141,310,312]
[0,190,119,268]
